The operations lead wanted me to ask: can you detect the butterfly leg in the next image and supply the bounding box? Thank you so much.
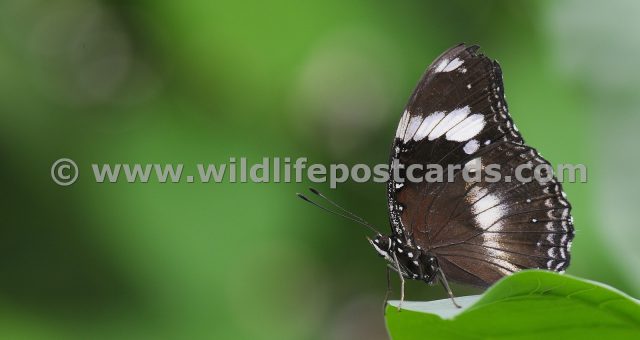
[437,267,461,308]
[392,252,405,311]
[382,266,392,314]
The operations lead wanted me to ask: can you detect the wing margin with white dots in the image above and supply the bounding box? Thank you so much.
[420,142,574,286]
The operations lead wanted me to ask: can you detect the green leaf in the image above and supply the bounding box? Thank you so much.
[385,270,640,340]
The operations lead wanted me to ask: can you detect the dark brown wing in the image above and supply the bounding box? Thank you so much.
[425,142,573,286]
[386,44,574,286]
[387,43,522,241]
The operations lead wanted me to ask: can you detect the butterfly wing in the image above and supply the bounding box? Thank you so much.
[388,43,522,240]
[386,44,574,286]
[424,142,573,286]
[393,44,523,159]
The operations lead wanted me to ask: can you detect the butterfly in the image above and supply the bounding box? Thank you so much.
[300,43,574,309]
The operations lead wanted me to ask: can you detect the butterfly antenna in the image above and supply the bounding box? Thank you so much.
[308,188,367,222]
[297,191,381,235]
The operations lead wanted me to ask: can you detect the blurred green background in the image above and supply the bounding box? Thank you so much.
[1,0,638,339]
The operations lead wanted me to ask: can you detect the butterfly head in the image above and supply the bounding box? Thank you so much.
[368,235,439,283]
[368,234,392,260]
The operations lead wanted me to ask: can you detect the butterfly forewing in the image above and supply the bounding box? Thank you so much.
[393,44,522,165]
[386,44,574,287]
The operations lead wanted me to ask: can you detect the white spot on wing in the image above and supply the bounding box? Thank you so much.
[413,111,445,141]
[434,59,449,72]
[428,106,470,140]
[395,110,410,138]
[470,192,505,230]
[445,113,486,142]
[403,115,423,142]
[463,139,480,154]
[435,57,464,73]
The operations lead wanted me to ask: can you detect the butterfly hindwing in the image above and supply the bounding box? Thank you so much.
[423,142,573,286]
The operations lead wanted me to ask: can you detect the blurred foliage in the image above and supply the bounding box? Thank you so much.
[0,0,639,339]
